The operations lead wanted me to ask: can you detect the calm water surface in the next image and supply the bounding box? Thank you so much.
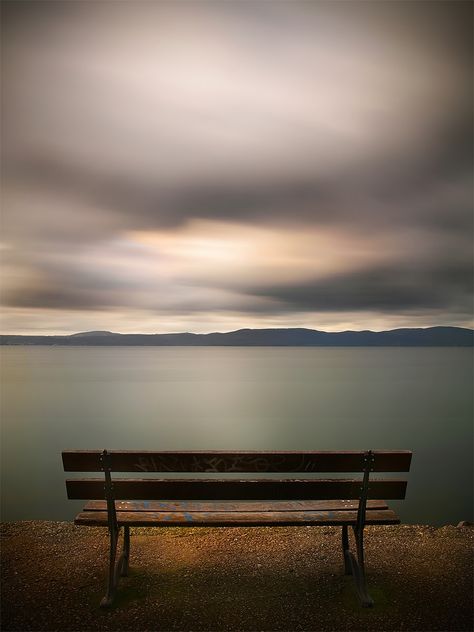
[1,346,472,525]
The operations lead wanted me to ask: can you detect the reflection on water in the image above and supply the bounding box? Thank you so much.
[1,346,472,525]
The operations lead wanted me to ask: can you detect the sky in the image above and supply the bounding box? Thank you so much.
[1,0,472,334]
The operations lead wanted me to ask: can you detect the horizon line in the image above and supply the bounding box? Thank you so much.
[2,325,473,337]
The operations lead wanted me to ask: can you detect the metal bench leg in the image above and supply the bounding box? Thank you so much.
[100,527,120,608]
[100,525,131,607]
[342,449,375,608]
[341,525,352,575]
[120,526,130,577]
[350,525,374,608]
[99,450,128,608]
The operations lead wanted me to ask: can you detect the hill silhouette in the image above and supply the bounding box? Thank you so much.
[1,326,472,346]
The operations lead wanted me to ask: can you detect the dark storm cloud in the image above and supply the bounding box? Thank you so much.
[1,256,132,310]
[7,249,471,319]
[3,284,111,311]
[247,260,473,314]
[3,155,336,229]
[5,130,472,238]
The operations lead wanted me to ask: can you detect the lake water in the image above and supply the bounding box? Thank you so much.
[1,346,472,525]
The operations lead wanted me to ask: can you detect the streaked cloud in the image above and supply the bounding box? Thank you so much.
[1,0,472,333]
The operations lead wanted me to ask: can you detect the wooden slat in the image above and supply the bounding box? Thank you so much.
[74,508,400,527]
[83,499,389,512]
[62,450,412,473]
[66,478,407,500]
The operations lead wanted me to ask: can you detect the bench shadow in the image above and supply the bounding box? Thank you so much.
[90,562,464,630]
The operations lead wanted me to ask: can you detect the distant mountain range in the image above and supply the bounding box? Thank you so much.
[1,327,472,346]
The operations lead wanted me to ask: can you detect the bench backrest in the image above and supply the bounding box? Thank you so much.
[63,450,412,501]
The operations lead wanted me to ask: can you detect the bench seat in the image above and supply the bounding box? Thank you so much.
[75,499,400,527]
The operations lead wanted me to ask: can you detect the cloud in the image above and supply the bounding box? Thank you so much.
[1,0,472,332]
[2,220,471,324]
[3,1,471,227]
[246,260,473,315]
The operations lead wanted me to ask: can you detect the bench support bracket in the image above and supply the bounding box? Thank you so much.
[341,450,374,607]
[99,450,131,608]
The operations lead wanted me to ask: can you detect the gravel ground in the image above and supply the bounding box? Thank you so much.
[1,521,473,632]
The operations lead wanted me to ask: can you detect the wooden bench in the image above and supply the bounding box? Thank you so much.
[62,449,412,608]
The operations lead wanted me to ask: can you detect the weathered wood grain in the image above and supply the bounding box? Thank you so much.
[74,508,401,527]
[62,450,412,473]
[83,499,390,512]
[66,478,407,500]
